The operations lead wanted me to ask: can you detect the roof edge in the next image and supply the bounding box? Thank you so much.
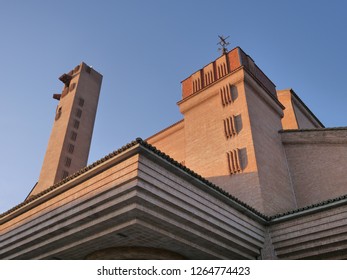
[280,126,347,133]
[0,138,269,223]
[3,137,347,224]
[269,194,347,222]
[0,139,143,221]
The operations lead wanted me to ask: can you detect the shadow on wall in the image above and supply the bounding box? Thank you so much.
[231,85,238,101]
[206,172,263,214]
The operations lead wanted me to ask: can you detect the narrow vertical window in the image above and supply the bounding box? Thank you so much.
[68,143,75,154]
[69,83,76,92]
[73,119,80,129]
[78,97,85,107]
[76,108,82,118]
[70,131,77,141]
[55,106,62,121]
[65,157,72,167]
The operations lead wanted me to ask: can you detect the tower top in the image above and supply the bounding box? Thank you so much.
[180,47,277,100]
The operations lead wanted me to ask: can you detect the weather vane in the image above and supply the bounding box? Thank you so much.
[217,35,230,54]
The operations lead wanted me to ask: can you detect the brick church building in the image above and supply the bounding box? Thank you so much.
[1,46,347,259]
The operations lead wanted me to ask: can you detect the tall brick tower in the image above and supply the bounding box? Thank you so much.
[149,46,299,215]
[178,47,296,214]
[28,62,102,198]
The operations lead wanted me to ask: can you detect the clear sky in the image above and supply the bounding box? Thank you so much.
[1,0,346,213]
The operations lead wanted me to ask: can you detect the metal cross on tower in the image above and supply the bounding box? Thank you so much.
[217,35,230,54]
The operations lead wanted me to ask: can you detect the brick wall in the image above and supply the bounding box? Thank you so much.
[281,129,347,207]
[277,90,299,129]
[244,74,297,215]
[178,68,266,213]
[277,89,323,129]
[146,120,185,165]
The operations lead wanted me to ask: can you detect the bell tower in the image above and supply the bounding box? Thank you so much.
[178,47,296,214]
[28,62,102,198]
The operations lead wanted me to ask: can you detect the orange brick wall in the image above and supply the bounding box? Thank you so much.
[179,68,265,213]
[146,120,185,165]
[277,89,322,130]
[181,48,242,100]
[181,76,193,99]
[227,48,242,72]
[277,90,299,129]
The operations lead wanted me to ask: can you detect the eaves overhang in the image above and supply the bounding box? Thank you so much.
[0,138,266,260]
[0,139,268,224]
[2,138,347,226]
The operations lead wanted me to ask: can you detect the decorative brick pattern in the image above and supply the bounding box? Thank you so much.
[204,70,214,86]
[216,62,228,79]
[223,116,237,138]
[181,48,242,99]
[192,77,202,93]
[227,149,242,174]
[220,84,233,106]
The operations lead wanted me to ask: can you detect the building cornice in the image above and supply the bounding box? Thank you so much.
[280,127,347,144]
[177,66,245,109]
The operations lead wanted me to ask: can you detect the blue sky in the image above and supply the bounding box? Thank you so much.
[1,0,346,213]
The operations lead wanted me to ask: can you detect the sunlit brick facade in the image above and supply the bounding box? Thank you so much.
[1,47,347,259]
